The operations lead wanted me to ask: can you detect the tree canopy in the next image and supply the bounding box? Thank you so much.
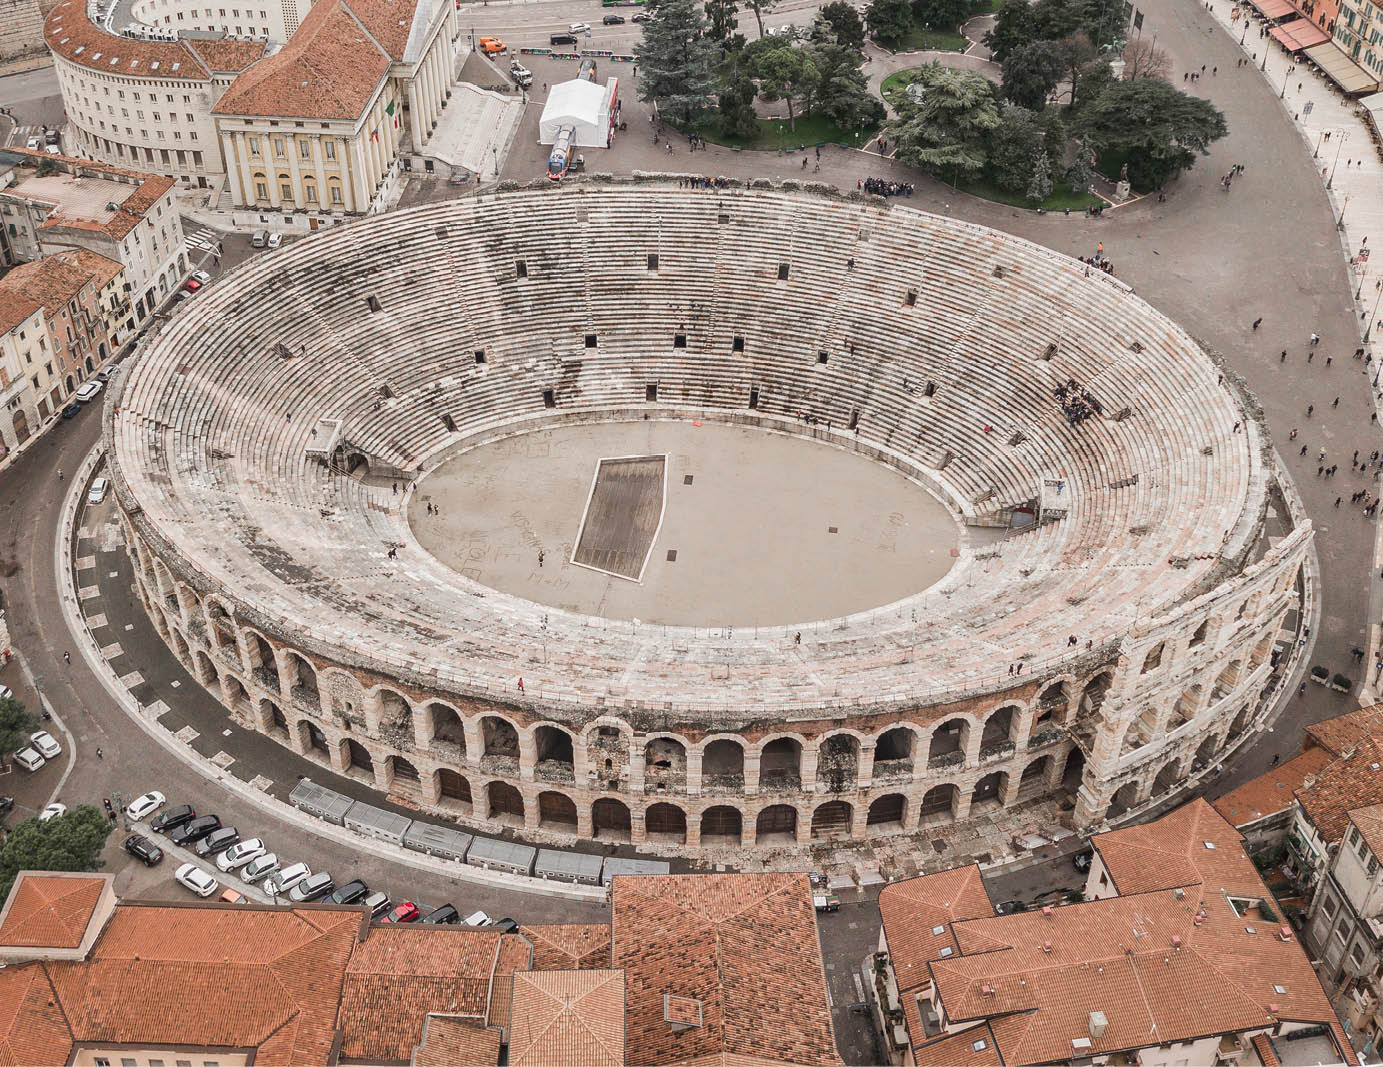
[705,0,741,41]
[1001,39,1065,109]
[752,41,821,129]
[0,806,113,902]
[815,0,867,48]
[1080,77,1227,187]
[866,0,916,44]
[888,63,1001,181]
[636,0,722,123]
[0,696,40,769]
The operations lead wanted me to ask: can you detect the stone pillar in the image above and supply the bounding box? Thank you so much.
[577,803,593,838]
[795,806,811,845]
[221,131,245,207]
[629,744,647,793]
[518,734,536,782]
[1000,770,1023,809]
[286,721,307,756]
[329,740,348,774]
[363,691,381,737]
[523,793,541,831]
[421,767,441,804]
[801,747,819,792]
[286,136,306,212]
[1046,748,1070,790]
[850,802,870,839]
[373,757,393,793]
[630,809,646,844]
[685,809,702,848]
[463,719,483,767]
[348,137,370,212]
[953,788,973,822]
[412,706,431,750]
[408,79,424,148]
[857,742,876,790]
[963,725,982,767]
[686,747,704,796]
[572,745,589,788]
[1013,706,1037,751]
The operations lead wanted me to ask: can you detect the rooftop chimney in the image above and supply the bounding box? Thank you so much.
[1042,941,1053,953]
[1042,905,1054,918]
[980,984,995,998]
[1088,1010,1108,1038]
[1170,935,1182,949]
[1279,926,1293,942]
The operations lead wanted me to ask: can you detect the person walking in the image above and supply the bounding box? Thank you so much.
[1252,317,1263,329]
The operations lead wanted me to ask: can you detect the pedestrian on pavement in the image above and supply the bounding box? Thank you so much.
[1281,350,1287,361]
[1307,404,1314,416]
[1310,331,1321,345]
[63,650,70,664]
[1252,317,1263,329]
[96,747,102,759]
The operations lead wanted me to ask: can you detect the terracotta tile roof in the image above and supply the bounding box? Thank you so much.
[344,0,432,61]
[1212,747,1335,829]
[1305,704,1383,756]
[0,964,73,1065]
[44,0,211,80]
[0,290,43,335]
[0,874,105,950]
[878,865,993,994]
[1252,1032,1281,1066]
[186,37,268,72]
[610,874,839,1067]
[522,923,613,970]
[510,969,625,1067]
[411,1014,503,1067]
[0,250,120,325]
[909,1023,1003,1067]
[1349,804,1383,857]
[213,0,391,120]
[1296,736,1383,845]
[339,926,528,1062]
[1089,794,1237,894]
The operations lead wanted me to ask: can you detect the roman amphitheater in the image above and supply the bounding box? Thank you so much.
[102,182,1311,856]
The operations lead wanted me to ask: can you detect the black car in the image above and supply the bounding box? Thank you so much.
[550,32,578,44]
[124,833,164,866]
[421,904,460,925]
[194,825,239,857]
[330,880,370,906]
[602,13,625,23]
[61,402,82,419]
[492,917,519,934]
[169,814,221,846]
[151,804,196,835]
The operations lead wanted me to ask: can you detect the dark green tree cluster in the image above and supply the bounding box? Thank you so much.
[985,0,1124,61]
[0,695,40,771]
[636,0,722,124]
[0,806,113,902]
[866,0,973,47]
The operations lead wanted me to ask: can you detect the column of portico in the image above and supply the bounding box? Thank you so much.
[348,136,370,211]
[408,79,424,148]
[801,747,819,792]
[857,742,876,790]
[311,139,328,213]
[220,131,246,206]
[286,137,306,211]
[686,748,704,796]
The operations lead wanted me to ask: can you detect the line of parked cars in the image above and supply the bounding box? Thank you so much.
[12,730,62,772]
[133,791,517,927]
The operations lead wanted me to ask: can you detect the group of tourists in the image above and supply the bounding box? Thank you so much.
[1054,379,1104,426]
[858,176,914,197]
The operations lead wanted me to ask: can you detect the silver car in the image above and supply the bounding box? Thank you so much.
[241,852,279,883]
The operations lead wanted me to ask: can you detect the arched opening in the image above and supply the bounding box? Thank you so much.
[1081,672,1114,717]
[376,689,414,746]
[919,785,959,825]
[538,790,578,832]
[592,797,632,842]
[286,651,318,710]
[700,805,743,846]
[170,628,191,664]
[702,739,745,790]
[435,769,472,814]
[534,725,575,783]
[928,719,970,767]
[980,706,1017,752]
[1227,704,1252,739]
[866,793,906,830]
[1172,685,1202,726]
[427,703,467,757]
[487,781,525,825]
[1106,781,1140,819]
[586,726,629,787]
[11,409,29,445]
[223,675,251,716]
[389,756,421,798]
[760,738,802,791]
[194,650,218,688]
[481,716,520,771]
[244,630,279,690]
[645,802,687,844]
[343,738,374,783]
[1188,618,1209,648]
[644,737,687,791]
[1060,747,1085,793]
[1141,642,1165,673]
[755,804,799,844]
[1016,755,1050,804]
[970,772,1007,816]
[818,734,859,793]
[300,720,329,760]
[873,727,915,780]
[1150,761,1181,798]
[262,698,288,739]
[811,800,853,840]
[206,601,235,652]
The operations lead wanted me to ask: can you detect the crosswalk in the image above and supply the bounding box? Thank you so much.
[184,227,222,256]
[7,125,54,150]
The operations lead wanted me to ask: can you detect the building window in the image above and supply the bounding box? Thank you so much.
[299,139,311,159]
[305,184,317,203]
[280,182,293,201]
[329,183,342,204]
[273,137,285,157]
[325,140,336,160]
[255,181,268,200]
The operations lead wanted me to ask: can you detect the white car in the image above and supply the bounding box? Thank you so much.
[216,837,266,872]
[125,790,166,822]
[265,861,310,895]
[13,748,44,771]
[191,270,212,285]
[87,477,109,504]
[569,21,590,32]
[25,136,39,150]
[241,852,279,883]
[175,862,219,897]
[463,910,491,927]
[39,802,66,822]
[29,731,60,759]
[0,684,12,700]
[266,232,283,249]
[75,381,102,403]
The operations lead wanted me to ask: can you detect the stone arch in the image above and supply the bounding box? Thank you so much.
[284,650,319,710]
[1060,746,1085,792]
[1106,780,1140,818]
[426,702,467,756]
[193,648,218,688]
[299,719,329,759]
[1080,671,1114,717]
[389,755,421,798]
[241,628,279,689]
[701,805,743,845]
[1193,734,1220,769]
[205,597,237,653]
[1188,618,1209,648]
[873,726,917,781]
[867,793,907,830]
[701,737,746,789]
[1141,642,1165,673]
[1248,634,1274,669]
[1227,703,1252,738]
[260,697,287,735]
[538,790,578,832]
[170,626,191,665]
[533,724,576,783]
[755,804,799,844]
[374,688,414,746]
[645,802,688,844]
[817,732,860,793]
[1172,684,1202,725]
[759,736,803,791]
[971,771,1007,816]
[644,735,688,791]
[927,718,971,767]
[980,706,1018,751]
[342,738,375,782]
[592,797,632,841]
[487,780,525,825]
[1016,755,1050,804]
[222,675,251,716]
[1150,760,1181,798]
[811,800,853,840]
[584,719,632,785]
[319,667,365,728]
[481,715,521,768]
[919,784,959,825]
[435,768,472,813]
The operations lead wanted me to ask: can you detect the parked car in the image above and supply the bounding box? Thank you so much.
[602,13,624,23]
[288,871,335,902]
[492,917,519,934]
[266,233,282,249]
[569,21,591,32]
[12,748,44,772]
[1072,849,1093,873]
[183,278,202,292]
[194,825,240,857]
[241,852,279,884]
[124,833,164,866]
[265,861,310,895]
[251,230,269,248]
[219,888,248,905]
[39,802,66,822]
[25,136,39,150]
[550,32,577,44]
[190,270,212,285]
[61,402,82,419]
[363,891,392,919]
[478,35,505,53]
[632,11,650,20]
[463,910,490,927]
[421,904,460,924]
[384,900,420,923]
[169,813,221,846]
[75,381,102,403]
[174,862,219,897]
[329,880,370,906]
[510,61,532,87]
[29,731,60,759]
[151,803,195,834]
[125,791,166,822]
[216,837,265,872]
[0,796,13,816]
[87,477,110,505]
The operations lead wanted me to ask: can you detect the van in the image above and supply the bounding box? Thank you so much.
[12,748,44,772]
[478,36,505,53]
[812,893,840,912]
[550,32,577,45]
[251,230,269,248]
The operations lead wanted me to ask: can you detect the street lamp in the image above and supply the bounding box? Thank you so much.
[1281,61,1291,97]
[1365,283,1383,342]
[1315,127,1327,157]
[1329,130,1350,188]
[1341,194,1352,231]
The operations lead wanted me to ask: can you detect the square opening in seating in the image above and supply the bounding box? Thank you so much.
[748,386,760,410]
[646,383,658,402]
[924,380,937,397]
[849,409,859,430]
[817,351,828,365]
[515,259,528,278]
[381,384,394,399]
[441,413,457,431]
[674,333,687,349]
[1043,342,1057,360]
[777,263,789,281]
[905,288,918,307]
[647,253,659,270]
[585,334,598,348]
[474,350,486,364]
[434,225,448,240]
[366,295,382,313]
[542,389,555,409]
[732,335,745,353]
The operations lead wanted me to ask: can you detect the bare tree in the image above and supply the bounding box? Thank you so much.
[1123,38,1172,81]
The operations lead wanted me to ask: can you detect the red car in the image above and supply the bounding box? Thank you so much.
[183,278,202,292]
[384,901,420,923]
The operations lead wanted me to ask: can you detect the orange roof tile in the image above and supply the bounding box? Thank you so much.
[411,1014,503,1067]
[522,923,613,970]
[910,1024,1003,1067]
[0,290,43,335]
[1349,804,1383,857]
[878,865,993,994]
[611,874,839,1067]
[186,37,268,72]
[510,969,625,1067]
[1252,1032,1282,1066]
[1305,704,1383,756]
[0,964,73,1065]
[0,874,105,950]
[1212,747,1334,829]
[2,149,177,242]
[44,0,212,80]
[1296,737,1383,844]
[0,250,120,327]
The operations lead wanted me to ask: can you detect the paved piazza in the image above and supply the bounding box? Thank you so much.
[408,420,961,626]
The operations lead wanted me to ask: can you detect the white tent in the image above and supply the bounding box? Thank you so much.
[539,77,609,147]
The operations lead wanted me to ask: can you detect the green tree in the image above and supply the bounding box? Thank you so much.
[815,0,866,48]
[809,43,886,126]
[987,104,1045,193]
[636,0,722,124]
[753,42,820,129]
[913,0,970,31]
[866,0,914,44]
[705,0,740,41]
[1079,78,1227,188]
[0,806,113,901]
[0,696,40,771]
[1055,32,1100,107]
[888,63,1001,182]
[1065,138,1095,192]
[744,0,776,37]
[1001,39,1065,109]
[1026,142,1053,202]
[718,74,762,138]
[983,0,1035,62]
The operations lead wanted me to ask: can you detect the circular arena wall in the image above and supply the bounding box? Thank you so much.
[105,184,1310,854]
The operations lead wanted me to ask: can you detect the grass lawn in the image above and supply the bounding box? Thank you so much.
[956,175,1103,213]
[880,67,930,108]
[875,25,968,51]
[685,113,880,151]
